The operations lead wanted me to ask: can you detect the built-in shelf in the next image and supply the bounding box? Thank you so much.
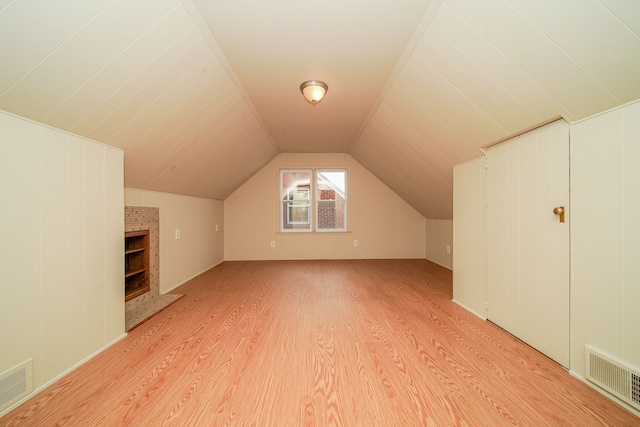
[125,230,150,302]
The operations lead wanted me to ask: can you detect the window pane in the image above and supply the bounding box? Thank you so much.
[316,170,347,231]
[281,170,311,201]
[317,200,346,231]
[281,169,312,232]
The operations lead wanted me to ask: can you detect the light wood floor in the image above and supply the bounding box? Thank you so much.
[2,260,638,426]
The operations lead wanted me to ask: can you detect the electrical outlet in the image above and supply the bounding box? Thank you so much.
[175,229,181,239]
[353,240,358,247]
[215,224,219,232]
[270,241,276,248]
[446,245,451,254]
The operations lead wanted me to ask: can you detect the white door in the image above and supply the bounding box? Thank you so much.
[486,119,570,368]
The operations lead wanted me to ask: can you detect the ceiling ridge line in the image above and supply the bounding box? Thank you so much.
[180,0,280,155]
[347,0,444,155]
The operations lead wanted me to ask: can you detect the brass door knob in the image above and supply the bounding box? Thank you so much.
[553,206,565,223]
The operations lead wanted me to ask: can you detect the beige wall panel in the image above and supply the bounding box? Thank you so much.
[0,111,124,413]
[68,136,87,364]
[571,100,640,377]
[39,128,71,382]
[0,114,42,385]
[83,142,107,354]
[103,147,125,341]
[224,153,425,261]
[452,157,486,318]
[623,102,640,364]
[425,219,453,270]
[124,188,224,293]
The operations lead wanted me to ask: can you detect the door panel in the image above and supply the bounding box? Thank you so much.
[486,119,570,368]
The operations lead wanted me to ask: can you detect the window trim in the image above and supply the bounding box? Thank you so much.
[279,168,348,233]
[315,169,348,233]
[280,168,313,233]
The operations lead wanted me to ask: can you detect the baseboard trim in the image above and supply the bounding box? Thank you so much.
[0,333,128,418]
[568,369,640,418]
[452,299,487,320]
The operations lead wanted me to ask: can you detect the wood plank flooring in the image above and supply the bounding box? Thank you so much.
[2,260,638,426]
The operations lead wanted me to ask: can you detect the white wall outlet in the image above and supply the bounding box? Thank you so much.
[446,245,451,253]
[353,239,358,247]
[270,241,276,248]
[215,224,219,232]
[175,229,180,239]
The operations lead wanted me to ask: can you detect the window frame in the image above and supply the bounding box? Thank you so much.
[279,168,348,233]
[315,169,348,233]
[280,169,313,233]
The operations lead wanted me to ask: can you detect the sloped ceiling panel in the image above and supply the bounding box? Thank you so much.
[1,0,640,219]
[351,0,640,219]
[0,0,278,200]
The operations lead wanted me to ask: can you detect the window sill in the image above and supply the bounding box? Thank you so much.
[276,231,352,235]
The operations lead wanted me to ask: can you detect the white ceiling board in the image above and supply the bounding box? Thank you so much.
[41,5,196,130]
[399,55,507,146]
[86,36,213,143]
[191,0,436,153]
[598,0,640,37]
[352,121,454,219]
[105,52,221,147]
[124,74,236,177]
[0,0,113,94]
[127,91,247,185]
[506,0,640,102]
[427,5,567,121]
[412,37,528,135]
[69,26,203,135]
[383,90,470,165]
[444,0,620,118]
[0,0,181,120]
[2,0,640,219]
[421,25,541,126]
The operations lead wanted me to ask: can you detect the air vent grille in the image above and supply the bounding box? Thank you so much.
[0,359,33,412]
[585,346,640,411]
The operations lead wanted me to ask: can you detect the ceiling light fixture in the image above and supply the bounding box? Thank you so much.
[300,80,328,106]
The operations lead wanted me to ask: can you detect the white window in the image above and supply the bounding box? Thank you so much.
[280,169,312,232]
[279,169,347,232]
[315,169,347,232]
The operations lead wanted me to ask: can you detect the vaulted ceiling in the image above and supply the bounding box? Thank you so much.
[1,0,639,219]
